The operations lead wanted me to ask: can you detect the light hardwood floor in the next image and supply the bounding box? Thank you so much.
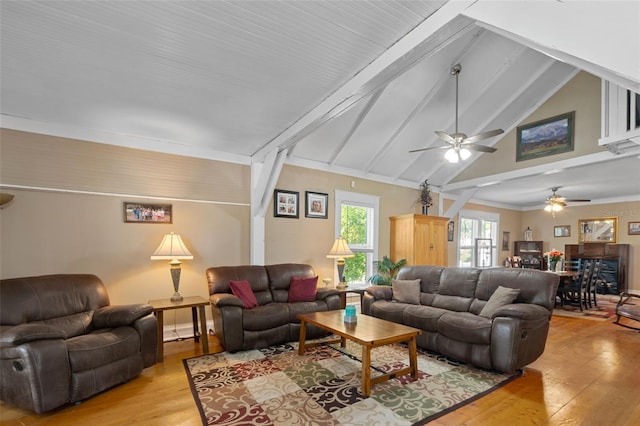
[2,314,639,425]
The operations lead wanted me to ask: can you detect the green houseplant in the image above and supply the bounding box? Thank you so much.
[368,256,407,286]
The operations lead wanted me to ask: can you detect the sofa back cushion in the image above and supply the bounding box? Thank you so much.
[431,268,481,312]
[396,265,444,305]
[472,268,559,313]
[265,264,316,303]
[206,265,273,306]
[0,274,110,338]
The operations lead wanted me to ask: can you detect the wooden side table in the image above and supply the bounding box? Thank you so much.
[148,296,210,362]
[334,286,369,310]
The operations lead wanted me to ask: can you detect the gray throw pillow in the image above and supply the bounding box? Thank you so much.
[392,279,421,304]
[479,286,520,318]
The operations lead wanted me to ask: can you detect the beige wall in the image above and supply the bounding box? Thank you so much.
[265,164,422,281]
[454,71,603,181]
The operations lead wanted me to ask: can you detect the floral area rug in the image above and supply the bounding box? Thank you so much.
[553,294,620,321]
[183,338,521,425]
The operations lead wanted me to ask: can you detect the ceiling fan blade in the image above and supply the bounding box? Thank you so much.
[462,128,504,144]
[466,144,497,153]
[409,145,448,153]
[435,131,456,144]
[564,199,591,203]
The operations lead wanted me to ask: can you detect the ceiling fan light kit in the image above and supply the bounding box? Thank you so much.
[543,187,590,216]
[409,64,503,163]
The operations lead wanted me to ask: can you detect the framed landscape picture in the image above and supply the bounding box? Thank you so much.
[516,111,575,162]
[274,189,299,218]
[305,191,328,219]
[123,202,172,223]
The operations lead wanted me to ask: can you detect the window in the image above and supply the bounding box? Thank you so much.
[457,210,499,267]
[334,190,379,285]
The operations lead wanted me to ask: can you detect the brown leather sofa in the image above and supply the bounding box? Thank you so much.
[206,263,341,352]
[0,274,157,413]
[362,266,560,373]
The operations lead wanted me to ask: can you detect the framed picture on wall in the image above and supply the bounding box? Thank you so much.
[305,191,328,219]
[578,217,617,243]
[447,221,455,242]
[123,202,172,223]
[629,222,640,235]
[274,189,299,218]
[516,111,575,162]
[502,231,510,251]
[554,225,571,237]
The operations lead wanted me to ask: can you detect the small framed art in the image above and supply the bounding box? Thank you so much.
[554,225,571,237]
[447,221,455,242]
[123,202,172,223]
[629,222,640,235]
[501,231,510,251]
[274,189,299,218]
[305,191,328,219]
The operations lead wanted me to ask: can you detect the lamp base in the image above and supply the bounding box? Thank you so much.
[170,292,183,302]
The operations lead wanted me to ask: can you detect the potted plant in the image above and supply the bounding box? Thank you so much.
[414,179,433,215]
[368,256,407,286]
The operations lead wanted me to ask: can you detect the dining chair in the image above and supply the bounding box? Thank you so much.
[586,259,602,308]
[561,259,593,311]
[565,259,581,272]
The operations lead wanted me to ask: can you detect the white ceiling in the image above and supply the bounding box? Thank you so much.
[1,1,639,211]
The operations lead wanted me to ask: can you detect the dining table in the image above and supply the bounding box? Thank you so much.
[550,270,581,307]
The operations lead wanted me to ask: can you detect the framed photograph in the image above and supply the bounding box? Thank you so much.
[629,222,640,235]
[516,111,575,162]
[123,202,172,223]
[554,225,571,238]
[447,221,455,242]
[502,231,510,251]
[305,191,328,219]
[273,189,299,218]
[578,217,617,243]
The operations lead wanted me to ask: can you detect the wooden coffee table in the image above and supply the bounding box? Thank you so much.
[297,311,421,396]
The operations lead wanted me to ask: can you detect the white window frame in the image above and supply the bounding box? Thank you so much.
[334,190,379,284]
[457,209,500,267]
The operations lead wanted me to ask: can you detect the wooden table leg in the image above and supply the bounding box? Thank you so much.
[155,310,164,362]
[298,319,307,355]
[191,307,200,343]
[198,305,209,354]
[408,336,418,380]
[362,345,371,396]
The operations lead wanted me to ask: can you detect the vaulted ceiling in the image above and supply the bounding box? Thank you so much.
[1,1,639,211]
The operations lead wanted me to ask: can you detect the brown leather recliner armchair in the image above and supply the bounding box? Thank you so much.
[0,274,157,413]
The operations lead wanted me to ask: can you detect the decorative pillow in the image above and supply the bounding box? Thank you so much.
[479,286,520,318]
[392,279,421,304]
[229,280,258,309]
[288,276,318,302]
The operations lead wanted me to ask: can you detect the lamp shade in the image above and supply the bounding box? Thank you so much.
[326,237,354,259]
[150,232,193,260]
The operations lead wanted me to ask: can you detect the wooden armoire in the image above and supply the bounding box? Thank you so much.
[389,214,448,266]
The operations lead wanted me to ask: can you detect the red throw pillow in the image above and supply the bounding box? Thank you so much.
[229,280,258,309]
[288,276,318,302]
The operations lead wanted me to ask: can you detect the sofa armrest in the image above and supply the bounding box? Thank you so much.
[0,324,67,345]
[210,293,244,308]
[92,304,153,328]
[316,288,339,300]
[365,285,393,301]
[490,303,551,320]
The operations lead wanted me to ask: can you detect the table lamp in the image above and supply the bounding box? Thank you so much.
[326,237,354,287]
[151,232,193,301]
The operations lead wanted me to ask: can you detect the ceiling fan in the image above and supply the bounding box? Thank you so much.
[544,187,591,215]
[409,64,504,162]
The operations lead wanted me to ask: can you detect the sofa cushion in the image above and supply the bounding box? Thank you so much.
[479,286,520,318]
[242,303,290,331]
[66,327,141,372]
[392,279,421,304]
[437,312,492,345]
[288,276,318,302]
[229,280,258,309]
[403,305,450,332]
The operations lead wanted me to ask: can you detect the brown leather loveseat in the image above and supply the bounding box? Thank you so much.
[0,274,157,413]
[362,266,559,373]
[206,263,341,352]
